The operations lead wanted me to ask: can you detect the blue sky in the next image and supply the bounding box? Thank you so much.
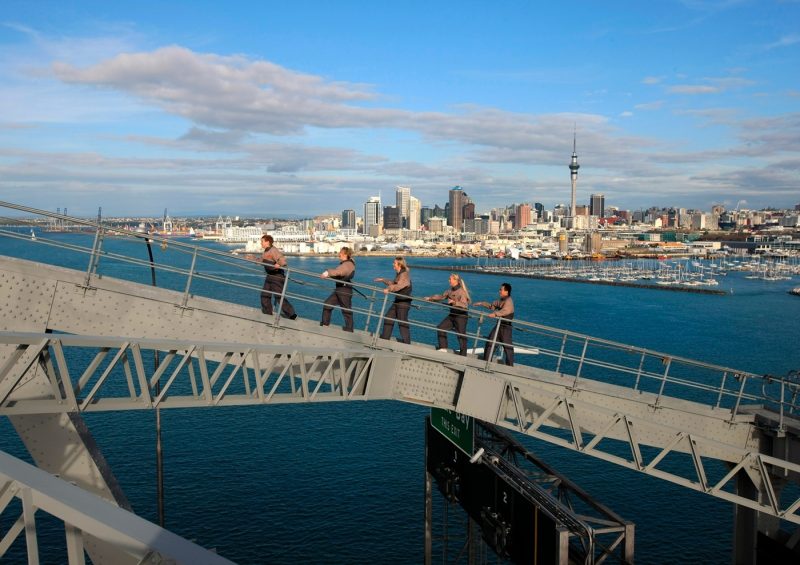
[1,0,798,217]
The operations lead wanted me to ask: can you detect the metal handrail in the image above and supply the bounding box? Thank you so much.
[0,449,233,564]
[1,201,797,426]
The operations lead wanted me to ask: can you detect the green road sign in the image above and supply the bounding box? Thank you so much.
[431,407,474,455]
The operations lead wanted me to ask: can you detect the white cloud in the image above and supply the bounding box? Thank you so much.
[668,85,720,94]
[1,39,797,215]
[763,34,800,51]
[52,46,385,135]
[634,101,664,110]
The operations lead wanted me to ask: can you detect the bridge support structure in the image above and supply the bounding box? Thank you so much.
[1,203,800,563]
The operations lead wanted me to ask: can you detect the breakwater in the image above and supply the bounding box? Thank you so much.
[410,263,728,295]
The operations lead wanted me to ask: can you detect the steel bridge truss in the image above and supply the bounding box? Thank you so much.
[0,332,396,414]
[472,373,800,526]
[2,330,800,528]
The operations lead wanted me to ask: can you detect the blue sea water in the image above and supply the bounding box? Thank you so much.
[1,232,799,563]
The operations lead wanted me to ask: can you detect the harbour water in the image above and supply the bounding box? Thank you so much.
[1,233,799,563]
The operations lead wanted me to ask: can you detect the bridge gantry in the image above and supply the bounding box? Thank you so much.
[1,201,800,563]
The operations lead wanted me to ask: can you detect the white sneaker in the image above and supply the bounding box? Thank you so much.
[435,348,448,352]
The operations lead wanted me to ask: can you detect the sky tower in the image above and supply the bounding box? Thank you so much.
[569,129,580,221]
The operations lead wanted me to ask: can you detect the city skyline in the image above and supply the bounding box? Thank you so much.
[1,1,799,217]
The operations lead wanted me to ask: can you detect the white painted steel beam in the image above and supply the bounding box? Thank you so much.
[0,450,233,564]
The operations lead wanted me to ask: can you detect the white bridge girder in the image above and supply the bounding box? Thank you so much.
[0,260,152,564]
[1,255,800,530]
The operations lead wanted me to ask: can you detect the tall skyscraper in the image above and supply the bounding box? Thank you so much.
[395,186,411,228]
[420,206,433,226]
[534,202,544,221]
[589,194,604,218]
[463,202,475,221]
[448,186,468,232]
[408,196,421,230]
[364,196,382,232]
[516,204,532,229]
[383,206,401,229]
[569,130,580,221]
[341,209,356,229]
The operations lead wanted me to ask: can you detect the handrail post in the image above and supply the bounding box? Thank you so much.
[572,337,590,388]
[483,318,501,371]
[83,224,105,287]
[364,289,378,331]
[471,314,484,355]
[181,247,198,308]
[655,357,673,406]
[371,292,390,347]
[715,371,728,409]
[273,267,290,327]
[729,373,748,421]
[555,334,568,374]
[633,351,646,391]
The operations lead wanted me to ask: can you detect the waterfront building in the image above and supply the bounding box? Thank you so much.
[448,186,468,232]
[516,204,531,229]
[666,208,679,228]
[463,217,492,235]
[463,202,475,221]
[219,224,265,243]
[383,206,401,229]
[341,209,356,229]
[420,206,433,226]
[690,213,716,230]
[269,224,307,242]
[590,193,605,218]
[314,215,339,231]
[336,228,358,240]
[298,219,314,234]
[364,196,382,233]
[396,186,411,228]
[408,196,421,231]
[427,216,447,232]
[558,231,569,254]
[584,231,602,254]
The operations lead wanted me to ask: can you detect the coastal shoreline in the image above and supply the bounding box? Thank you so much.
[411,263,729,295]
